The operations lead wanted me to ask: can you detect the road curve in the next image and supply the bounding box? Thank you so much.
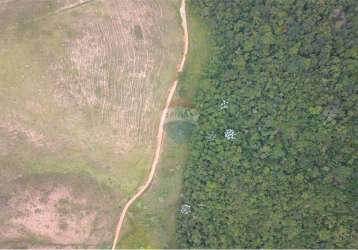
[111,0,189,248]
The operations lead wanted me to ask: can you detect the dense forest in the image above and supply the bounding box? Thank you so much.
[177,0,357,248]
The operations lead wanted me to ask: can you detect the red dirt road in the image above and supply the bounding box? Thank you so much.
[111,0,189,248]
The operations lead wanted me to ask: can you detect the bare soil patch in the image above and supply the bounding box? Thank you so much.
[0,173,116,247]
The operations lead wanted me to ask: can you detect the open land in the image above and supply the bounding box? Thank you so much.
[0,0,181,247]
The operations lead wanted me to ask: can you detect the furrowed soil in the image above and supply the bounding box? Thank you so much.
[0,0,181,248]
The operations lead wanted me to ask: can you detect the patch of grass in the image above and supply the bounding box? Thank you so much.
[15,145,151,198]
[119,138,189,249]
[177,5,213,99]
[165,120,196,144]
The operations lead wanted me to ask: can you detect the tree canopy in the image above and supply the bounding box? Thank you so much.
[176,0,357,248]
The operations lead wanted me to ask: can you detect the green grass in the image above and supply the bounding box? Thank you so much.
[24,146,152,197]
[118,138,188,248]
[117,4,212,248]
[178,7,213,100]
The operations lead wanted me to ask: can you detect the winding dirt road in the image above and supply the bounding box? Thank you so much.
[111,0,189,248]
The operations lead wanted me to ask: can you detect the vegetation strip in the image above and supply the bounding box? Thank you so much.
[111,0,189,248]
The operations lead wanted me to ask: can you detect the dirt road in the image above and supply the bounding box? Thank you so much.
[111,0,189,248]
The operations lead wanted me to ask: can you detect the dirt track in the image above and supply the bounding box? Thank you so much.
[111,0,189,248]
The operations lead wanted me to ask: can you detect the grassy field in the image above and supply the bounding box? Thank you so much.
[0,0,181,247]
[117,5,213,248]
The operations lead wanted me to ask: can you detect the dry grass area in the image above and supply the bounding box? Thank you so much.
[0,0,181,247]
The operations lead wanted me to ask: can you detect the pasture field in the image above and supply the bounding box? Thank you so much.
[0,0,181,247]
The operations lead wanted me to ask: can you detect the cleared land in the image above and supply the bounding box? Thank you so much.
[0,0,181,247]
